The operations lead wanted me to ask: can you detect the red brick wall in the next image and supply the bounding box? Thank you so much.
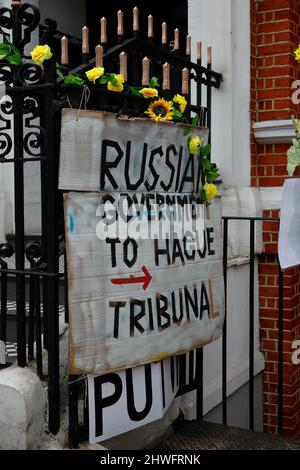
[250,0,300,187]
[251,1,300,438]
[259,210,300,439]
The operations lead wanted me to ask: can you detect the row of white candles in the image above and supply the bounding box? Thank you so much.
[78,17,211,62]
[61,9,212,64]
[62,38,191,94]
[62,48,211,96]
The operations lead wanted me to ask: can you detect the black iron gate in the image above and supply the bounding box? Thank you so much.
[0,0,223,444]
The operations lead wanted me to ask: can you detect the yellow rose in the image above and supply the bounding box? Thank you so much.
[189,135,203,155]
[294,45,300,62]
[86,67,104,83]
[297,120,300,135]
[173,94,187,113]
[204,183,218,202]
[31,45,52,65]
[107,74,125,93]
[139,88,158,99]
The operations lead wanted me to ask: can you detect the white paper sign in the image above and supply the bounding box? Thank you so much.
[279,178,300,270]
[88,356,179,443]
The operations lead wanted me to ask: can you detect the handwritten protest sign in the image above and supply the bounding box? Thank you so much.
[60,110,224,375]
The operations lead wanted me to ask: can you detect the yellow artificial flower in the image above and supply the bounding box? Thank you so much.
[107,74,125,92]
[189,135,203,155]
[145,98,174,122]
[86,67,104,83]
[173,94,187,113]
[31,45,52,65]
[294,45,300,62]
[297,119,300,135]
[204,182,218,202]
[139,88,159,99]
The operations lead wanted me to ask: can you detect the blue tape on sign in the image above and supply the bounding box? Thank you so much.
[69,213,75,233]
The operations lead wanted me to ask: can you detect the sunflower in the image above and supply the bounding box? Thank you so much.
[145,98,174,122]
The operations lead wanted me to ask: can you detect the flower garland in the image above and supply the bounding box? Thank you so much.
[287,118,300,176]
[288,46,300,176]
[0,41,220,203]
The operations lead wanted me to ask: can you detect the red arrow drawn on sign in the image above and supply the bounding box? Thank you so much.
[111,265,152,291]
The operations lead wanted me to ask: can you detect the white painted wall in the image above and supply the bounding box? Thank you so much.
[181,0,265,424]
[189,0,251,189]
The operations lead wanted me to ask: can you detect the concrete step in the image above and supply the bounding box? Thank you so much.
[155,420,300,450]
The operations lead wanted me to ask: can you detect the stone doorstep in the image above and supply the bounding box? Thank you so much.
[0,366,46,450]
[155,420,300,451]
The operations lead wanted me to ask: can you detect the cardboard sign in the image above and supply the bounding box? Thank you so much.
[60,110,225,375]
[59,109,209,194]
[88,356,179,443]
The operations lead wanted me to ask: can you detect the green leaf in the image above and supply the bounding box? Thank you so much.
[199,189,207,203]
[173,109,182,121]
[201,158,211,170]
[6,53,23,65]
[4,41,22,65]
[206,170,220,183]
[192,114,199,129]
[106,73,116,79]
[184,127,191,136]
[287,139,300,176]
[0,43,10,57]
[64,74,85,86]
[100,75,111,84]
[201,144,211,157]
[150,76,159,88]
[130,88,141,96]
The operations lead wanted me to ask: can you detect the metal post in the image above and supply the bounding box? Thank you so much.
[249,219,255,431]
[196,348,204,420]
[43,58,60,434]
[278,263,284,435]
[12,0,27,367]
[222,218,228,425]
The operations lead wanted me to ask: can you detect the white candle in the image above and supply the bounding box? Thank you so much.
[182,68,189,95]
[174,28,180,50]
[163,62,170,91]
[148,15,154,38]
[95,45,103,68]
[197,41,202,61]
[162,22,167,45]
[186,35,191,57]
[117,10,124,37]
[142,57,150,86]
[61,36,69,65]
[82,26,89,55]
[100,17,107,44]
[119,51,127,80]
[133,6,139,32]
